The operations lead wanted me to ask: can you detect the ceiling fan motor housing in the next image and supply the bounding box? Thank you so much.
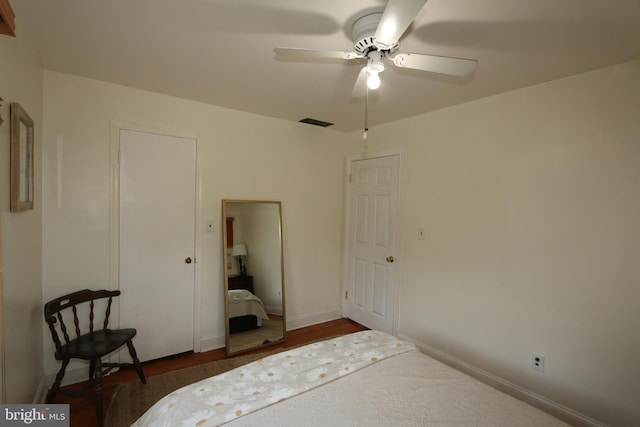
[352,12,398,55]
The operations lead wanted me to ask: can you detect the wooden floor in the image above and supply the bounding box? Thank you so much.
[54,318,366,427]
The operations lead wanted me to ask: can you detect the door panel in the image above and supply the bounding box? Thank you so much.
[119,129,196,362]
[372,263,388,316]
[354,258,367,308]
[355,195,369,243]
[375,195,391,246]
[346,155,400,333]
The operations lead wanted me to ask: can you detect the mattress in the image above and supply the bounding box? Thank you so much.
[134,331,568,426]
[228,349,568,426]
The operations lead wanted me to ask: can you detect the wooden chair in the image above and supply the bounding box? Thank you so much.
[44,289,146,427]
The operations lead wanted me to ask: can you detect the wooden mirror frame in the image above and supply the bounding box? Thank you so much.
[0,0,16,37]
[10,103,34,212]
[222,199,286,356]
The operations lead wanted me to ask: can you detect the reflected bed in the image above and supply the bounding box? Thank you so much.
[227,289,269,333]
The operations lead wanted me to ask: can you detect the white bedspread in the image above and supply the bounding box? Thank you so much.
[227,289,269,320]
[229,346,569,427]
[134,331,416,427]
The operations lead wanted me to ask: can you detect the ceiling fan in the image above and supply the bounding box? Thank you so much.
[274,0,478,95]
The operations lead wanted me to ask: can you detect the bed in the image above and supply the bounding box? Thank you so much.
[133,330,568,426]
[227,289,270,333]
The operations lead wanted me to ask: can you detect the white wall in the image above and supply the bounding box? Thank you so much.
[0,29,44,402]
[349,60,640,426]
[41,71,353,378]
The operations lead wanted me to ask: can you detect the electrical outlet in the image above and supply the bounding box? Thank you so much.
[531,353,545,372]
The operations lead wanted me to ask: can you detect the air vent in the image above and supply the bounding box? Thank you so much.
[299,118,334,128]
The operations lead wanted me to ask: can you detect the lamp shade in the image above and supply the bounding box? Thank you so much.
[231,244,247,257]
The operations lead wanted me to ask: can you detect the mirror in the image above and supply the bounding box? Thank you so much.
[222,200,286,355]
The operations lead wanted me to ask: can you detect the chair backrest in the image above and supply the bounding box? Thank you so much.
[44,289,120,355]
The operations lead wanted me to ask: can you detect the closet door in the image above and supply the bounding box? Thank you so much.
[118,129,196,361]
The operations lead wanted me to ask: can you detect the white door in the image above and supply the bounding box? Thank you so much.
[346,155,400,333]
[119,129,196,362]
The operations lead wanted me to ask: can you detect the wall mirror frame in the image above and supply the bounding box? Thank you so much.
[222,199,286,356]
[10,102,34,212]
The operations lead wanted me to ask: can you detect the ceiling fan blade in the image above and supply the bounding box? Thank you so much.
[374,0,428,49]
[351,67,368,98]
[391,53,477,76]
[274,47,363,60]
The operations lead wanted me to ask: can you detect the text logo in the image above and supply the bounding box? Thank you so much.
[0,405,69,426]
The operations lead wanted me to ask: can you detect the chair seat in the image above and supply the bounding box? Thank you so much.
[55,328,137,360]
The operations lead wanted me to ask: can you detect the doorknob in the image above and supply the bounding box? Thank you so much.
[185,257,193,264]
[386,256,395,263]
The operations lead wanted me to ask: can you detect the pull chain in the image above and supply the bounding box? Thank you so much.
[362,83,369,140]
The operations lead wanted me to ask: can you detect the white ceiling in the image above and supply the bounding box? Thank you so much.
[14,0,640,132]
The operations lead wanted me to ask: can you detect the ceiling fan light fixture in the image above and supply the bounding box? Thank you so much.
[367,70,381,90]
[366,52,384,90]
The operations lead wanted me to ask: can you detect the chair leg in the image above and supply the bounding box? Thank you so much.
[126,340,147,384]
[46,359,69,404]
[89,359,96,381]
[94,357,104,427]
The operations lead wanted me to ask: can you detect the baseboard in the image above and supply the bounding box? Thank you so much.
[199,310,342,353]
[44,362,92,389]
[33,375,48,404]
[397,333,605,427]
[263,305,283,316]
[200,334,226,353]
[285,310,342,331]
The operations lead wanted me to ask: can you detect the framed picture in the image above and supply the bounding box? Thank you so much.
[10,103,34,212]
[226,248,239,275]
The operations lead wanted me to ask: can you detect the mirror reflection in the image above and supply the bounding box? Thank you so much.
[223,200,286,355]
